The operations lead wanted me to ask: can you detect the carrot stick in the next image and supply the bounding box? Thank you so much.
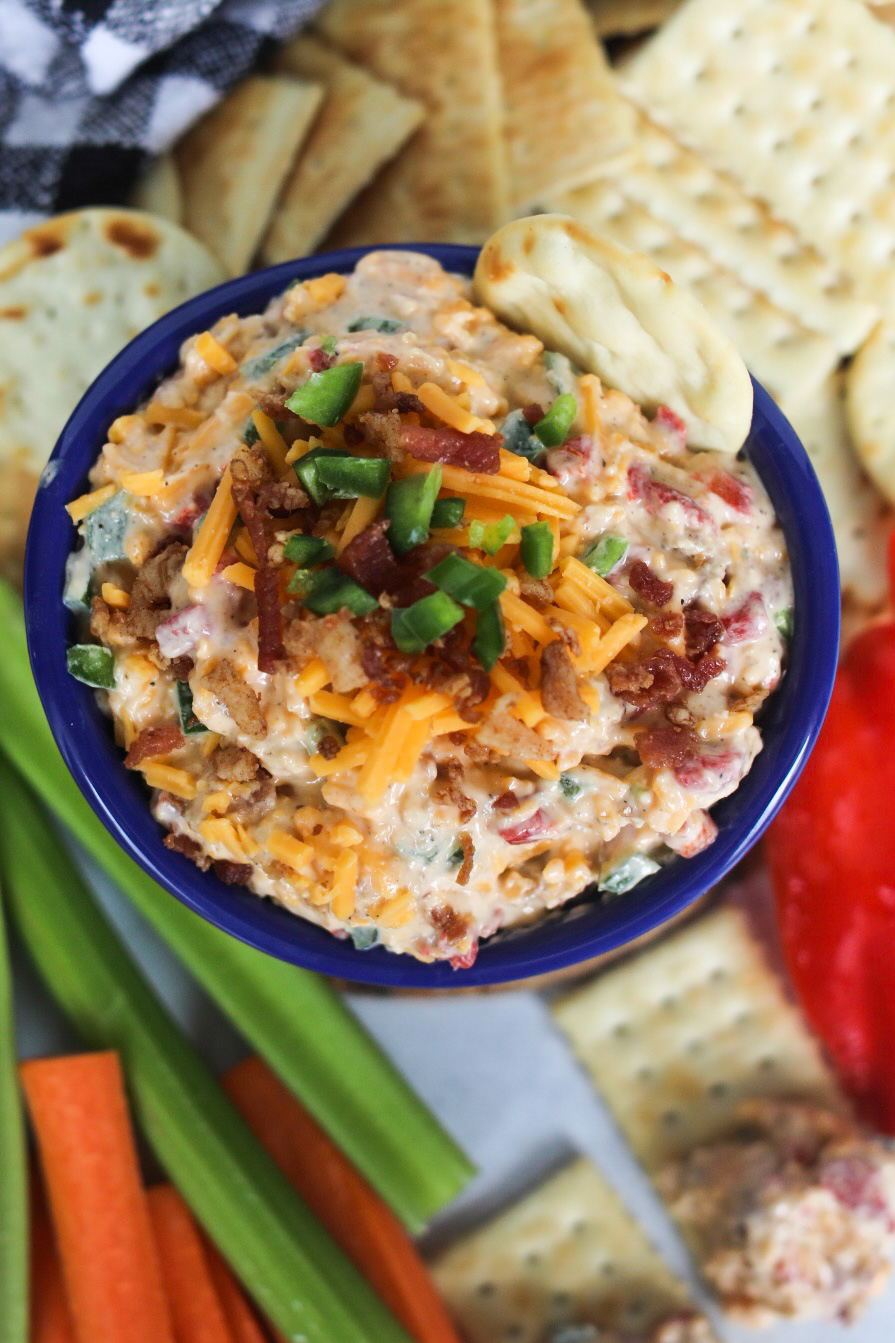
[29,1172,76,1343]
[20,1052,174,1343]
[203,1240,268,1343]
[223,1058,462,1343]
[147,1187,236,1343]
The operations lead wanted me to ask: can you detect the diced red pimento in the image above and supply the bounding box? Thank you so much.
[722,591,769,645]
[675,750,742,793]
[155,604,209,660]
[627,462,712,528]
[498,808,554,845]
[545,435,598,488]
[821,1155,893,1221]
[707,469,753,514]
[654,404,688,449]
[666,809,718,857]
[450,942,479,971]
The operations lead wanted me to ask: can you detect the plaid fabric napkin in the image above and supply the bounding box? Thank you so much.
[0,0,324,245]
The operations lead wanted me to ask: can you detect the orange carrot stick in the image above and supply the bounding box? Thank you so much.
[222,1057,462,1343]
[29,1169,77,1343]
[203,1239,268,1343]
[20,1052,174,1343]
[147,1186,236,1343]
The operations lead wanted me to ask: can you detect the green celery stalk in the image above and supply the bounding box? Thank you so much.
[0,581,472,1232]
[0,761,411,1343]
[0,891,27,1343]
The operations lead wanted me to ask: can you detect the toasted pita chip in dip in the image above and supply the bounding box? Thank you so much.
[474,215,753,455]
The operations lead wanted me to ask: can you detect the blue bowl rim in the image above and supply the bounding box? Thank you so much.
[24,242,840,989]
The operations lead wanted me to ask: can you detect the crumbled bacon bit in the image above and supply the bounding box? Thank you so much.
[492,790,520,811]
[684,607,724,659]
[679,655,725,693]
[431,903,470,942]
[523,402,544,425]
[205,659,266,737]
[606,647,723,711]
[212,859,253,886]
[540,642,589,721]
[650,612,685,643]
[455,832,474,886]
[212,745,260,783]
[230,443,290,671]
[308,346,335,372]
[338,518,405,595]
[343,422,363,446]
[431,760,476,822]
[370,371,424,415]
[636,724,699,769]
[164,833,209,869]
[376,351,398,371]
[518,573,554,605]
[318,735,340,760]
[124,723,184,768]
[103,541,187,645]
[675,748,742,793]
[400,424,501,474]
[169,656,194,681]
[502,656,531,687]
[254,567,286,673]
[628,559,674,608]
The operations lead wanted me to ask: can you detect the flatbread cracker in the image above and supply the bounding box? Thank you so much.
[495,0,635,211]
[551,178,837,404]
[846,321,895,507]
[316,0,507,244]
[783,374,892,611]
[432,1160,712,1342]
[0,209,225,586]
[589,0,680,37]
[475,213,753,454]
[608,106,875,355]
[620,0,895,312]
[553,907,844,1172]
[262,38,424,262]
[176,76,323,275]
[130,155,182,225]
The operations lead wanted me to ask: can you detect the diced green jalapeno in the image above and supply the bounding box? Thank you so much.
[242,419,260,446]
[468,514,514,556]
[598,854,661,895]
[583,535,628,576]
[559,773,581,800]
[520,522,553,579]
[391,591,464,653]
[315,456,390,500]
[283,533,335,566]
[293,448,360,506]
[289,568,377,617]
[321,335,338,356]
[241,331,308,380]
[84,492,129,564]
[385,467,442,555]
[66,645,115,689]
[430,497,465,529]
[347,316,405,334]
[176,681,206,735]
[286,361,364,426]
[472,601,505,672]
[426,553,507,611]
[534,394,577,448]
[774,608,794,640]
[543,349,579,394]
[500,409,544,464]
[350,927,379,950]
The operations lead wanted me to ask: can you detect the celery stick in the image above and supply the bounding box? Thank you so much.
[0,581,471,1231]
[0,762,412,1343]
[0,894,27,1343]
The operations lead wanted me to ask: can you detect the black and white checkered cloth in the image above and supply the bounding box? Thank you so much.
[0,0,324,245]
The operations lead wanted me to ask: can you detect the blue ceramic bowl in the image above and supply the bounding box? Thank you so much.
[25,244,840,988]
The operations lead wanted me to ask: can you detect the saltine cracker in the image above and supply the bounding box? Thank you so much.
[553,907,844,1172]
[431,1160,714,1343]
[130,155,182,225]
[589,0,680,37]
[846,321,895,506]
[176,76,323,275]
[262,38,424,262]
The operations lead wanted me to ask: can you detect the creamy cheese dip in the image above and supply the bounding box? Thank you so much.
[64,251,792,965]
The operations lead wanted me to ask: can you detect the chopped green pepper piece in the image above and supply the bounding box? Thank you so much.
[385,467,442,555]
[468,514,514,556]
[472,602,505,672]
[534,393,577,448]
[501,409,544,464]
[775,608,794,640]
[559,773,581,800]
[242,418,260,446]
[350,926,379,950]
[291,567,378,617]
[315,456,390,500]
[426,553,506,611]
[543,349,579,394]
[283,533,335,566]
[321,335,338,356]
[347,316,405,334]
[66,644,115,689]
[391,591,464,653]
[176,681,206,735]
[84,491,129,563]
[0,894,26,1343]
[430,497,465,529]
[583,535,628,576]
[520,521,553,579]
[286,361,364,426]
[241,331,308,380]
[598,854,661,895]
[293,448,358,506]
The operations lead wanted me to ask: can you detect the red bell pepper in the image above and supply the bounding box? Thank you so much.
[766,541,895,1132]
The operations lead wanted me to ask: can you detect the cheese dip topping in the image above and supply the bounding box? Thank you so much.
[64,251,792,965]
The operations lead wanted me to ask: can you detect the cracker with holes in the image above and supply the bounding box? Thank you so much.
[621,0,895,313]
[846,320,895,506]
[495,0,635,211]
[550,178,837,404]
[432,1159,716,1343]
[554,907,895,1325]
[589,0,681,38]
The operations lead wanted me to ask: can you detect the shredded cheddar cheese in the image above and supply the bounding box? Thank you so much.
[65,484,116,523]
[121,469,165,496]
[499,589,557,645]
[305,273,346,306]
[220,562,256,591]
[144,404,204,429]
[308,739,370,778]
[251,410,289,473]
[196,331,237,376]
[293,659,330,696]
[268,830,314,872]
[561,556,633,620]
[398,459,579,519]
[140,763,197,799]
[182,466,237,589]
[100,582,130,610]
[589,613,648,674]
[417,382,496,436]
[338,494,380,553]
[329,850,358,919]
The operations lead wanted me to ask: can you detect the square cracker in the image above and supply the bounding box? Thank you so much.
[551,178,838,404]
[553,907,844,1173]
[431,1160,711,1343]
[589,0,680,37]
[495,0,635,211]
[620,0,895,313]
[609,106,876,354]
[176,76,322,275]
[261,38,424,262]
[316,0,506,245]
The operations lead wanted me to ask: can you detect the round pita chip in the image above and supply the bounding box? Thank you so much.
[474,213,753,454]
[0,208,226,584]
[846,320,895,507]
